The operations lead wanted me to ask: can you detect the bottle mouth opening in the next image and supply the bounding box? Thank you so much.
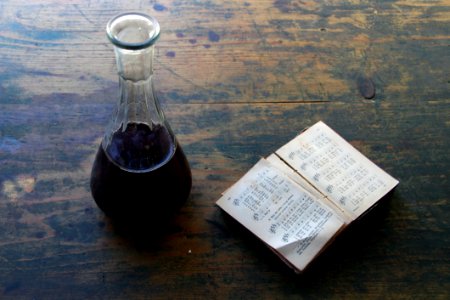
[106,12,160,50]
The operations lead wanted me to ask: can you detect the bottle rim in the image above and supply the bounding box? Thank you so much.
[106,12,160,50]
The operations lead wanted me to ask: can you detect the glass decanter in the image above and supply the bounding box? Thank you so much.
[90,13,192,226]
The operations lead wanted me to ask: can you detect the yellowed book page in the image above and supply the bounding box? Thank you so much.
[216,158,345,271]
[266,153,324,200]
[276,121,399,220]
[266,153,352,224]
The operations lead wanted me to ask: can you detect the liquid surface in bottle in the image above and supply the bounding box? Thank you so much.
[106,122,175,171]
[90,122,192,224]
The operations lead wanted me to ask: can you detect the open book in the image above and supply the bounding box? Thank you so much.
[216,121,399,272]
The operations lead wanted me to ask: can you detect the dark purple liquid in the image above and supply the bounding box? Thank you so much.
[90,123,192,225]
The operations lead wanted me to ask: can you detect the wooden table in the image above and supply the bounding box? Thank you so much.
[1,0,449,298]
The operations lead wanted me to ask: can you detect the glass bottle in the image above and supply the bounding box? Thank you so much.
[90,13,192,226]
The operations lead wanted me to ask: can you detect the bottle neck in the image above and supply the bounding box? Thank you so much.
[116,75,165,128]
[114,46,155,81]
[103,44,171,149]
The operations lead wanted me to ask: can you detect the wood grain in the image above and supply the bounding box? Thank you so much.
[0,0,449,298]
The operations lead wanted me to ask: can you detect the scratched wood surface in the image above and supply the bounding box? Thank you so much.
[0,0,449,298]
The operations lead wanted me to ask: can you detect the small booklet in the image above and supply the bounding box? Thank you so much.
[216,121,399,272]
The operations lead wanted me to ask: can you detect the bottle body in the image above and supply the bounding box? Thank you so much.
[90,13,192,225]
[90,123,192,223]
